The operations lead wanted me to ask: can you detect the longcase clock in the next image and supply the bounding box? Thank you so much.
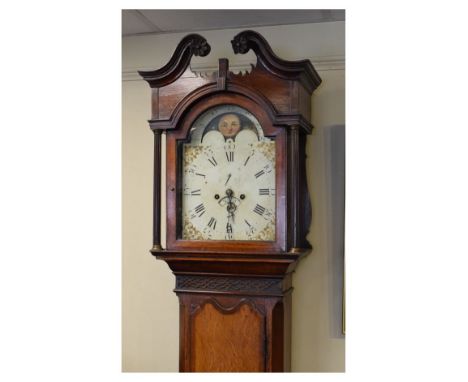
[138,30,322,372]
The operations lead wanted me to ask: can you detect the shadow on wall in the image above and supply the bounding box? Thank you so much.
[324,124,345,339]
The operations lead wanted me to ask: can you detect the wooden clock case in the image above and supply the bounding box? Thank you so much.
[139,30,322,372]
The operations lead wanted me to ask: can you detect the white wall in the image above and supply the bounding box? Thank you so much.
[122,21,345,372]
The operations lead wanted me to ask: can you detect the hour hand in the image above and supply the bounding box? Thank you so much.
[224,173,232,186]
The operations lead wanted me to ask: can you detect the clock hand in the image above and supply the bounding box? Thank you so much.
[224,173,232,186]
[225,189,237,223]
[227,203,236,222]
[218,188,232,205]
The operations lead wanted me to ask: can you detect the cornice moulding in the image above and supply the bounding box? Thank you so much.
[122,55,345,82]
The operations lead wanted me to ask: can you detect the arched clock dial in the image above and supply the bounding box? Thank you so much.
[181,105,276,241]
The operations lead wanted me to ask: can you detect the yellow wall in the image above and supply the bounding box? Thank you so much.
[122,21,345,372]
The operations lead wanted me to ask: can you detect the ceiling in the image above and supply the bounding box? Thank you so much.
[122,9,345,36]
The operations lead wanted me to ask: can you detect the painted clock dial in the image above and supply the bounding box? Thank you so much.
[181,105,276,241]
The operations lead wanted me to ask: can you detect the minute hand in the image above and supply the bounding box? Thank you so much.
[225,189,236,222]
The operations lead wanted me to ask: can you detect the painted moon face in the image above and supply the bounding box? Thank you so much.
[217,113,241,138]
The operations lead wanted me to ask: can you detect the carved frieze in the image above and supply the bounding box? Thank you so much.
[176,275,283,295]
